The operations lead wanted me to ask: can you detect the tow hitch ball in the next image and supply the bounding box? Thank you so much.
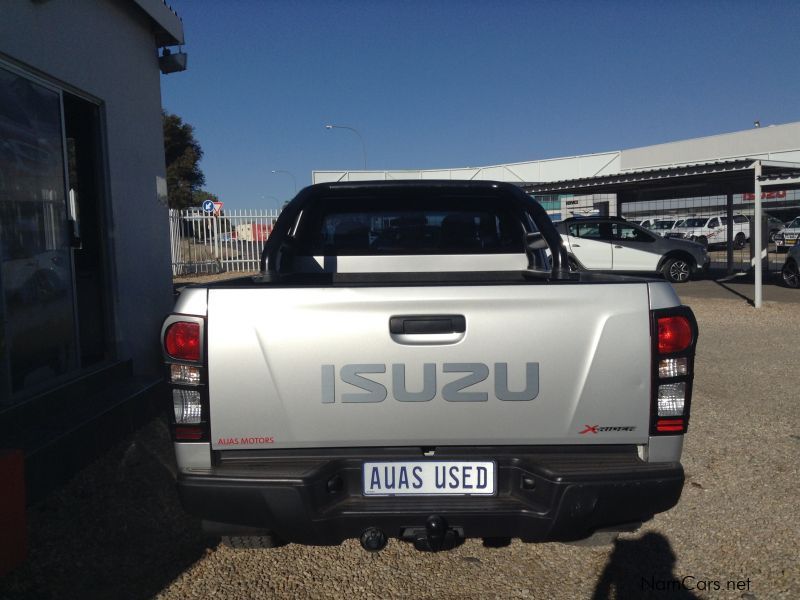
[412,515,460,552]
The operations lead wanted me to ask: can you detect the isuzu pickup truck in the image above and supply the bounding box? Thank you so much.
[162,181,698,552]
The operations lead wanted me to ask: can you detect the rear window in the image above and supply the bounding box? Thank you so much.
[683,218,707,227]
[294,196,526,255]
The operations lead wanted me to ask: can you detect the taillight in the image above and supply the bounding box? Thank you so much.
[657,316,693,354]
[162,316,209,442]
[650,307,698,436]
[164,321,201,361]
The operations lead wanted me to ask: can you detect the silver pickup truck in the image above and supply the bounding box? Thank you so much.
[162,181,698,552]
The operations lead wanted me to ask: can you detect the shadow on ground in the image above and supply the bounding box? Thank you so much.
[0,418,209,600]
[592,532,699,600]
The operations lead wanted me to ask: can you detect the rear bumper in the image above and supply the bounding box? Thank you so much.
[178,446,684,545]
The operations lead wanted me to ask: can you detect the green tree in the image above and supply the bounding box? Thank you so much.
[163,111,205,209]
[192,189,219,206]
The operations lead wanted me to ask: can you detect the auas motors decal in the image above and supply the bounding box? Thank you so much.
[217,436,275,446]
[321,362,539,403]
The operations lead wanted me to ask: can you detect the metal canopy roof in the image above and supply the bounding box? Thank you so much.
[758,170,800,189]
[522,159,800,200]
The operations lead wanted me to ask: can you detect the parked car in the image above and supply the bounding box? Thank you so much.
[774,217,800,251]
[555,216,709,283]
[666,214,750,249]
[634,217,659,229]
[651,218,686,237]
[766,215,786,243]
[781,245,799,288]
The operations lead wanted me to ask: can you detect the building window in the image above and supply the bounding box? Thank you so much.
[0,66,78,402]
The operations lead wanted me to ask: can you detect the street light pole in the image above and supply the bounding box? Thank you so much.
[271,169,297,194]
[325,124,367,170]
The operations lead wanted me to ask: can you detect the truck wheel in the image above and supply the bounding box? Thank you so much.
[782,259,799,288]
[733,233,746,249]
[222,535,285,549]
[694,235,708,249]
[663,258,691,283]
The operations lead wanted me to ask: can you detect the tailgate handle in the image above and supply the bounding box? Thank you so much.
[390,315,466,335]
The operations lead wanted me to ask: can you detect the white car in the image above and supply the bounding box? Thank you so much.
[635,217,659,229]
[651,218,685,237]
[666,214,750,248]
[774,217,799,250]
[555,217,709,283]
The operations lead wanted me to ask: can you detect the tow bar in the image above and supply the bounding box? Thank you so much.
[405,515,462,552]
[360,516,463,552]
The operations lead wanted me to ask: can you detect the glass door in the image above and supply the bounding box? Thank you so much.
[0,66,78,404]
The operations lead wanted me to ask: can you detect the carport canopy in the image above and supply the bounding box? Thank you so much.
[758,169,800,190]
[522,159,800,201]
[521,158,800,308]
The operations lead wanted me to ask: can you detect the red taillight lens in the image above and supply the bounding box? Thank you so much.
[657,316,693,354]
[165,321,201,361]
[656,418,685,433]
[174,425,205,440]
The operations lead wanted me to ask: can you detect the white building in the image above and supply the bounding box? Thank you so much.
[313,122,800,222]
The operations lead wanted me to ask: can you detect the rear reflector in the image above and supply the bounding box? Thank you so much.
[656,418,685,433]
[165,322,201,361]
[657,316,693,354]
[174,425,205,440]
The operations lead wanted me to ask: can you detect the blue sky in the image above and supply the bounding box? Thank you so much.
[161,0,800,210]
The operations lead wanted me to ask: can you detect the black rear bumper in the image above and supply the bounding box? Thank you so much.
[178,446,684,545]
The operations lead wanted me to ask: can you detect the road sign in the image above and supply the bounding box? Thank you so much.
[213,201,224,216]
[202,199,214,213]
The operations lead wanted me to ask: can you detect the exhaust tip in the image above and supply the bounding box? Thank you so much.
[360,527,388,552]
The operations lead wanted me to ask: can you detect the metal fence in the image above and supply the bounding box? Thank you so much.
[168,208,280,276]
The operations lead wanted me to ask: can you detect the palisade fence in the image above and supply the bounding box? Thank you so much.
[169,208,280,276]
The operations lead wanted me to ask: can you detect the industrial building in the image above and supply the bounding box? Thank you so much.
[314,122,800,277]
[314,121,800,221]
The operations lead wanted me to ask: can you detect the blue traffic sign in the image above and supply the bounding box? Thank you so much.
[202,199,215,213]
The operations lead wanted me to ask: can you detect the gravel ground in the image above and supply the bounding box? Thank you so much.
[1,293,798,599]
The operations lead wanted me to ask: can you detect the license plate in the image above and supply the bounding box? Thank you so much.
[362,461,496,496]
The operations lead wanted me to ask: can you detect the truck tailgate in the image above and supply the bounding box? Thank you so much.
[207,283,652,449]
